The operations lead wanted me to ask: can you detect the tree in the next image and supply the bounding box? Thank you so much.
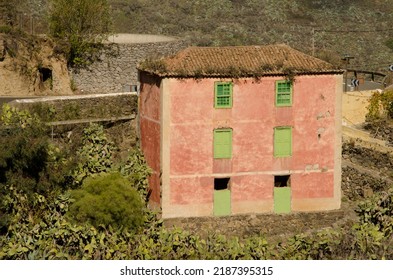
[48,0,112,66]
[0,0,48,30]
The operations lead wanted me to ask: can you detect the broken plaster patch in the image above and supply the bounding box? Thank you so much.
[317,127,325,134]
[316,113,325,120]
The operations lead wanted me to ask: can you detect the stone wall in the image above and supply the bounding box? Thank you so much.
[11,92,138,121]
[10,93,140,156]
[164,209,349,241]
[71,35,189,94]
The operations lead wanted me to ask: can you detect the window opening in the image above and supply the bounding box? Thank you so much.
[274,175,290,188]
[215,82,233,108]
[276,80,292,106]
[131,84,138,92]
[214,177,230,191]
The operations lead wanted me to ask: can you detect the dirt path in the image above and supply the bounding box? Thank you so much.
[342,125,393,154]
[342,90,375,126]
[341,88,393,205]
[342,159,393,185]
[342,89,393,153]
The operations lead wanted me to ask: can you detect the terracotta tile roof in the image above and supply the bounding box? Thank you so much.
[138,44,343,78]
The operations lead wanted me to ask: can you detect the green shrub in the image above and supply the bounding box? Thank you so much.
[27,103,57,122]
[366,90,393,121]
[0,25,12,34]
[0,105,73,233]
[71,123,116,185]
[356,186,393,237]
[68,172,145,230]
[119,148,152,201]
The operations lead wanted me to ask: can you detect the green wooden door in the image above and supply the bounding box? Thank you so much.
[274,187,291,213]
[214,189,231,216]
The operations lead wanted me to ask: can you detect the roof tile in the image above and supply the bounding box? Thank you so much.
[138,44,343,77]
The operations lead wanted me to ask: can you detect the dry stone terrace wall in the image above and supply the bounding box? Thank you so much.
[11,92,138,121]
[164,210,347,240]
[9,93,140,154]
[71,35,189,94]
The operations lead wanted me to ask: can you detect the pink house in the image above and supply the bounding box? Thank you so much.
[138,44,343,219]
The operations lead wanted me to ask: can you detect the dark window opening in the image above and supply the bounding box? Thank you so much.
[131,85,138,92]
[274,175,290,188]
[214,177,230,191]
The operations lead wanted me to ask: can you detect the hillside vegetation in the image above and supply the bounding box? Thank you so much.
[2,0,392,73]
[110,0,393,72]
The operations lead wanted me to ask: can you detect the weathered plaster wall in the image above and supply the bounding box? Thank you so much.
[71,36,188,94]
[162,75,341,218]
[139,73,162,206]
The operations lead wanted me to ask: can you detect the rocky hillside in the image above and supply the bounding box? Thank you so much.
[2,0,392,96]
[0,32,72,96]
[110,0,393,72]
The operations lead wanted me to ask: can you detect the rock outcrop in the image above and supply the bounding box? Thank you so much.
[0,33,73,96]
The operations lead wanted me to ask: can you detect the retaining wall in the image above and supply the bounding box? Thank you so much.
[10,92,140,149]
[70,34,189,94]
[164,209,348,240]
[11,92,138,121]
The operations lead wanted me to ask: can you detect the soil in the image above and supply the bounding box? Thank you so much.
[0,33,73,96]
[342,90,375,126]
[342,142,393,177]
[341,91,393,202]
[363,120,393,146]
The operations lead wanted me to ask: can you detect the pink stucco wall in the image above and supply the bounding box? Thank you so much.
[139,73,161,205]
[168,75,338,211]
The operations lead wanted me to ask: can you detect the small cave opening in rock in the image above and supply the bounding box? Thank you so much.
[38,67,53,89]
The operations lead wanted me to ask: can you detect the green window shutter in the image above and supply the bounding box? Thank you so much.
[215,82,233,108]
[214,129,232,159]
[274,127,292,157]
[275,80,292,106]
